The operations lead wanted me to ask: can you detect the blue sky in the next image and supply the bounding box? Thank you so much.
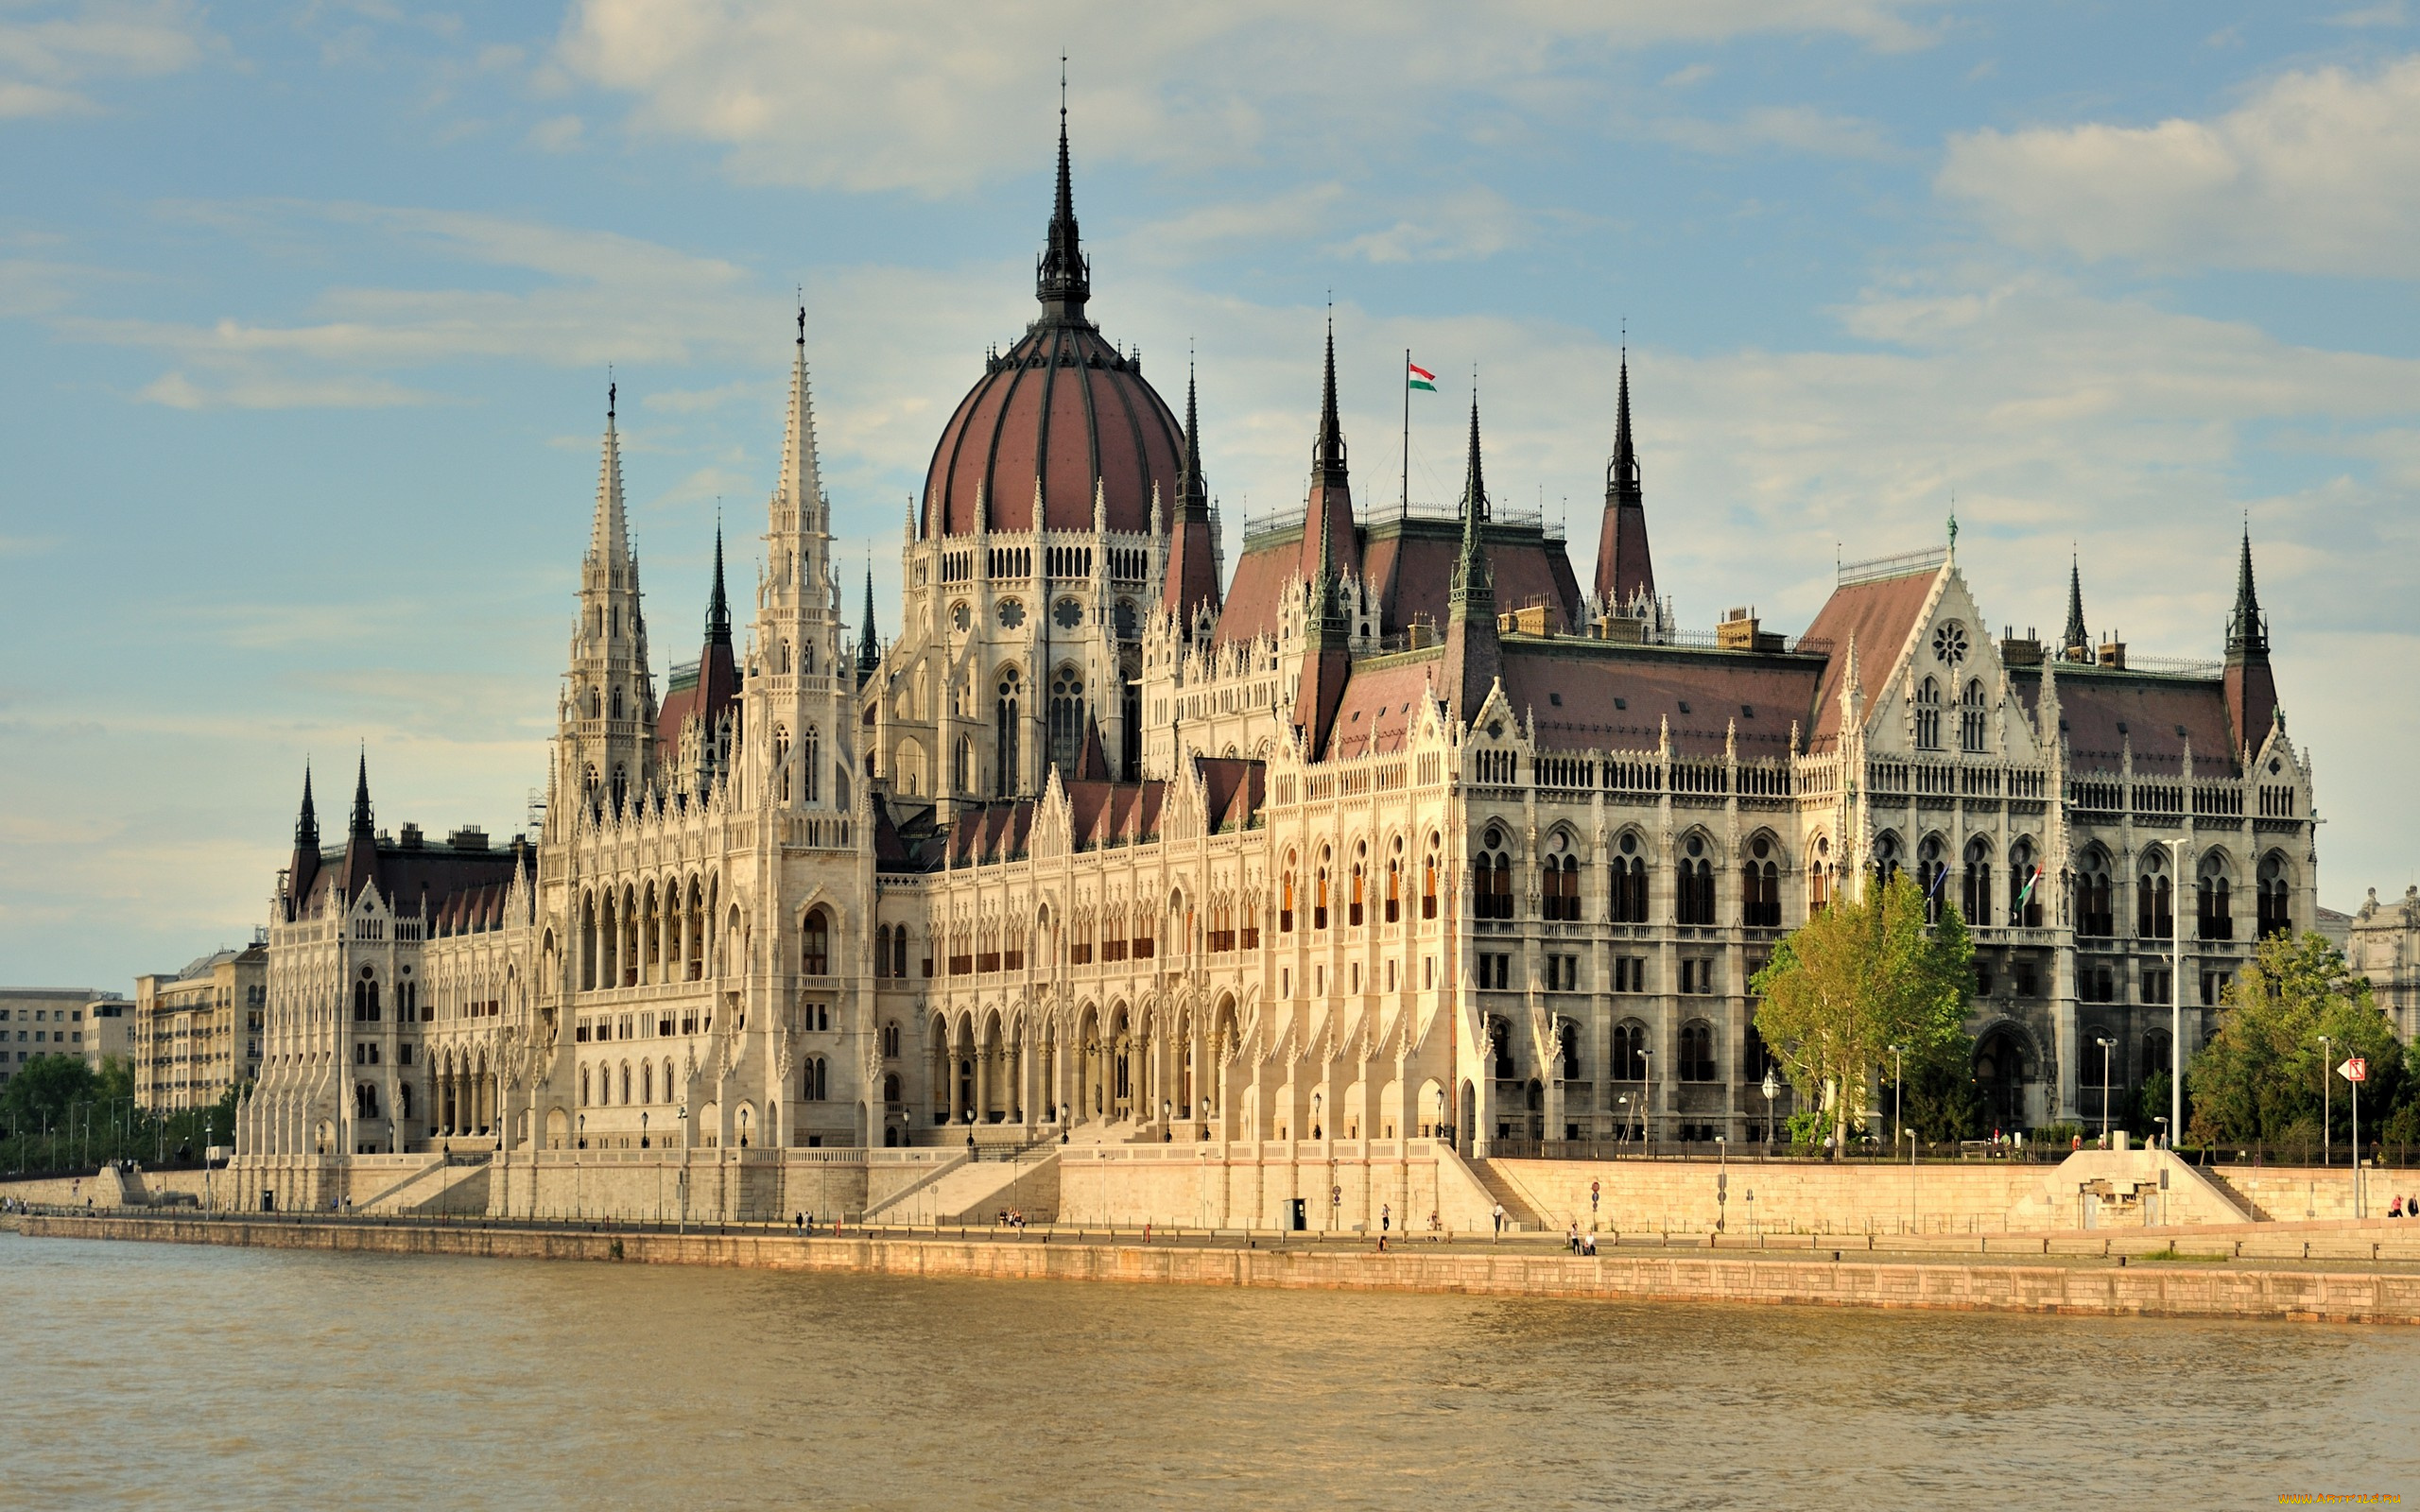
[5,0,2418,987]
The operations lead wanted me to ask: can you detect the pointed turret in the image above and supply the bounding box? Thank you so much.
[2062,555,2089,662]
[856,569,880,687]
[560,382,656,814]
[749,306,852,813]
[1161,361,1223,627]
[294,764,319,850]
[1295,316,1361,599]
[1035,88,1090,322]
[1592,350,1655,612]
[2223,524,2277,757]
[706,522,732,647]
[592,382,630,566]
[1442,392,1501,727]
[349,748,374,840]
[775,305,824,536]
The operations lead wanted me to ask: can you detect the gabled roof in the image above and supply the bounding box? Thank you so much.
[1322,657,1438,760]
[1497,641,1818,759]
[2012,665,2237,777]
[1802,565,1940,752]
[1193,756,1266,831]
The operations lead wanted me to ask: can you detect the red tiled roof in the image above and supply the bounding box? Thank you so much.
[2014,667,2237,776]
[1801,567,1940,752]
[1499,643,1819,759]
[1322,658,1439,760]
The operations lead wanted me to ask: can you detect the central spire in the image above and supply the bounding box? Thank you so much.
[1035,65,1090,322]
[2063,554,2089,660]
[589,383,630,566]
[1313,312,1347,486]
[2227,523,2267,656]
[1450,392,1493,613]
[706,520,731,647]
[294,764,318,850]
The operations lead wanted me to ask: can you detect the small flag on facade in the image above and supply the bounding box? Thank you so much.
[2014,864,2040,907]
[1407,360,1437,392]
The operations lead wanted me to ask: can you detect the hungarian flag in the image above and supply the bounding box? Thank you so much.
[2014,865,2041,908]
[1407,360,1437,392]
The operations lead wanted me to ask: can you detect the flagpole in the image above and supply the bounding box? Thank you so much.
[1402,348,1411,520]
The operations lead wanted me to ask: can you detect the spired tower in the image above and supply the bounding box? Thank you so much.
[866,107,1188,811]
[557,386,659,818]
[745,309,855,815]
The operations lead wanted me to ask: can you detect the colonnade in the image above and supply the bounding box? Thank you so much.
[579,880,717,990]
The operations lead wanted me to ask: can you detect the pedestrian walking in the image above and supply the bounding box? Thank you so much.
[1492,1202,1504,1236]
[1381,1203,1391,1234]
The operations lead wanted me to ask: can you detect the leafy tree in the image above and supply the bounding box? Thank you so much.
[95,1055,134,1108]
[1895,1040,1984,1143]
[1752,870,1974,1158]
[0,1054,97,1137]
[2187,932,2407,1146]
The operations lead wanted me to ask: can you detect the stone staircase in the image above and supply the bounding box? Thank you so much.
[355,1155,492,1216]
[1429,1146,1546,1233]
[864,1152,1060,1225]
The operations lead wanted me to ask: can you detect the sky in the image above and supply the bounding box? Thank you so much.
[4,0,2418,988]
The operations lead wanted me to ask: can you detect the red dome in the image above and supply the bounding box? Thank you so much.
[921,122,1184,540]
[921,321,1184,539]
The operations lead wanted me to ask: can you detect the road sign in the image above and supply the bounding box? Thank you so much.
[2340,1057,2367,1083]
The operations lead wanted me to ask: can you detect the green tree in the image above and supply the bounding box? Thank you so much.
[0,1054,98,1138]
[1752,870,1974,1158]
[1896,1040,1984,1143]
[2187,932,2406,1147]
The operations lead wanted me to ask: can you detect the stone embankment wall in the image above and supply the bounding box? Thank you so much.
[19,1214,2420,1326]
[0,1168,216,1208]
[2215,1166,2396,1223]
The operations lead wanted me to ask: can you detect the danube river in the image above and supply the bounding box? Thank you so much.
[6,1233,2414,1508]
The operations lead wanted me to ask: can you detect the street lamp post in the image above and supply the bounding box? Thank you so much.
[2095,1037,2117,1147]
[576,1113,585,1220]
[1760,1068,1778,1149]
[2319,1034,2331,1167]
[677,1104,689,1235]
[1639,1050,1654,1152]
[2167,837,2187,1150]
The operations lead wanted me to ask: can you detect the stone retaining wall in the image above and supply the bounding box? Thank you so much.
[21,1214,2420,1326]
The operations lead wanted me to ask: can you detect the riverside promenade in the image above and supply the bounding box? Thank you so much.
[15,1210,2420,1326]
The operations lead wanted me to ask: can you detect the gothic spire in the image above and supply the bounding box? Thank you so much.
[1449,393,1493,614]
[1593,347,1655,611]
[2227,523,2267,656]
[1163,357,1224,627]
[349,748,374,840]
[2063,554,2089,660]
[1035,71,1090,321]
[294,764,318,850]
[1181,359,1209,513]
[1313,312,1347,488]
[856,568,880,682]
[776,304,824,526]
[705,520,732,646]
[589,382,629,565]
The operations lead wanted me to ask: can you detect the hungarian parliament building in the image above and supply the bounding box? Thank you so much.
[232,124,2317,1223]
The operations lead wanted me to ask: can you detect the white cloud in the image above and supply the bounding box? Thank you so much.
[0,0,212,119]
[1940,55,2420,276]
[551,0,1947,194]
[1327,186,1538,264]
[1651,105,1900,159]
[527,112,582,151]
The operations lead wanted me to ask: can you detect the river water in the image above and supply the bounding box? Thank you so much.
[5,1233,2414,1509]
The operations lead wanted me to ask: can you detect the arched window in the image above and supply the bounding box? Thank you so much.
[618,1062,631,1105]
[994,666,1023,797]
[2007,838,2043,927]
[1741,834,1781,927]
[1281,855,1297,934]
[642,1061,653,1105]
[1808,835,1833,915]
[1315,854,1331,930]
[1611,832,1650,923]
[1959,678,1988,753]
[1422,842,1439,920]
[1558,1021,1582,1081]
[1349,852,1365,928]
[883,1021,901,1058]
[2257,854,2290,938]
[1489,1018,1515,1080]
[1961,835,1995,927]
[2138,848,2173,938]
[802,909,830,975]
[2198,852,2235,941]
[1916,835,1947,923]
[579,1066,591,1107]
[1677,834,1716,926]
[1610,1020,1649,1081]
[953,734,973,793]
[1542,833,1581,920]
[1386,837,1403,924]
[804,1057,828,1101]
[1873,831,1903,888]
[2075,849,2113,937]
[1475,827,1513,920]
[803,726,821,803]
[1679,1021,1717,1082]
[1048,664,1085,779]
[611,685,624,721]
[772,726,791,804]
[893,925,908,979]
[1914,677,1943,750]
